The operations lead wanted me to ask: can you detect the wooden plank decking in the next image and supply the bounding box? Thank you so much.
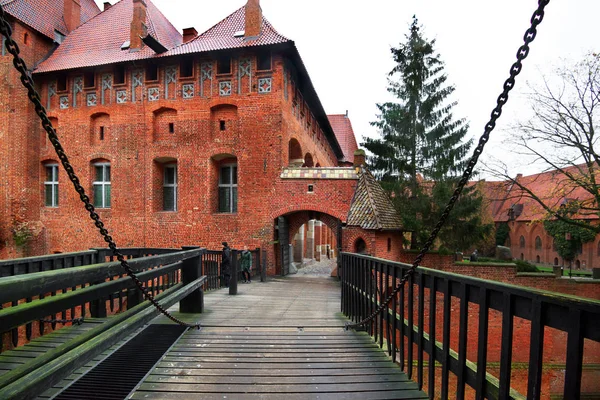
[132,275,427,400]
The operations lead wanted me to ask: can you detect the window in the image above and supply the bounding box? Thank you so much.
[84,71,95,88]
[2,34,7,56]
[57,74,67,92]
[535,236,542,250]
[218,164,237,213]
[519,236,525,248]
[387,238,392,252]
[99,126,105,140]
[44,164,59,207]
[146,64,158,81]
[114,65,126,85]
[180,59,194,78]
[217,56,231,74]
[163,164,177,211]
[220,120,226,131]
[93,163,111,208]
[168,123,175,134]
[257,52,272,71]
[23,32,29,45]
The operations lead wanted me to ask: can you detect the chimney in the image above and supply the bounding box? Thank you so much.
[104,2,112,11]
[245,0,262,39]
[130,0,148,51]
[64,0,81,33]
[182,27,198,44]
[354,149,366,167]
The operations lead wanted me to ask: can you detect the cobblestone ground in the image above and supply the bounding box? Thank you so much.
[295,257,337,276]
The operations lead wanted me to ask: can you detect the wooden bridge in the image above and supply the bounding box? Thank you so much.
[0,248,599,399]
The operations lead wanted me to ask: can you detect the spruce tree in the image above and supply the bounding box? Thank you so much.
[363,16,491,250]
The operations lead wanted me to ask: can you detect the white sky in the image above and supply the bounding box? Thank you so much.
[96,0,598,178]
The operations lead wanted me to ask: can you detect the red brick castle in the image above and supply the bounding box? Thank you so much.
[0,0,404,273]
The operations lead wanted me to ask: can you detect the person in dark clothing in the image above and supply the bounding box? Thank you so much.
[240,245,252,283]
[221,241,231,288]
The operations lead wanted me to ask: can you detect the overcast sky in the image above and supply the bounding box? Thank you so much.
[97,0,598,178]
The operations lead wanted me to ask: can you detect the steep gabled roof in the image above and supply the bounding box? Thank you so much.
[1,0,100,40]
[347,167,404,231]
[163,6,290,57]
[479,164,599,223]
[328,114,359,164]
[35,0,182,73]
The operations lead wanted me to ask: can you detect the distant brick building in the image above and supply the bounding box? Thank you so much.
[479,167,599,269]
[0,0,403,272]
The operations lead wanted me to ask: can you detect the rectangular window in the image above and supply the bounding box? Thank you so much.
[44,164,59,207]
[93,163,111,208]
[114,65,126,85]
[168,122,175,134]
[84,71,95,88]
[146,64,158,81]
[57,74,68,92]
[219,120,226,131]
[180,59,194,78]
[217,56,231,75]
[163,164,177,211]
[257,52,272,71]
[99,126,105,140]
[218,164,237,213]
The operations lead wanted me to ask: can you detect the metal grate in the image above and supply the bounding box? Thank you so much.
[53,324,187,400]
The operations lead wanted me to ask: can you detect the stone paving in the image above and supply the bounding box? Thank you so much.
[295,257,337,276]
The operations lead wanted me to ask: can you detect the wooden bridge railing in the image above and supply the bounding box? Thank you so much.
[0,247,206,352]
[340,252,600,400]
[0,246,207,399]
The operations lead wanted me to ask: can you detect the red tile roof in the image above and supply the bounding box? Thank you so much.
[163,6,290,56]
[479,164,599,223]
[35,0,182,73]
[1,0,100,40]
[328,114,359,163]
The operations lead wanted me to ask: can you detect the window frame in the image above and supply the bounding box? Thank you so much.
[44,164,59,207]
[217,55,232,75]
[93,162,111,208]
[163,163,178,212]
[218,163,238,213]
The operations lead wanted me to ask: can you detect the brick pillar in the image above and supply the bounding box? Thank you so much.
[306,220,315,260]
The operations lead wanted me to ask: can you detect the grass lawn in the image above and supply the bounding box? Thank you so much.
[536,265,592,277]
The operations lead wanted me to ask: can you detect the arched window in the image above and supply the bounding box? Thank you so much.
[288,139,303,166]
[91,113,110,144]
[536,255,540,263]
[554,257,559,266]
[153,107,177,141]
[520,253,524,260]
[535,236,542,250]
[355,238,367,254]
[43,162,59,207]
[303,153,314,167]
[219,163,237,213]
[519,236,525,248]
[92,160,111,208]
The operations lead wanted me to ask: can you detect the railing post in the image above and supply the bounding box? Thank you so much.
[180,247,204,314]
[259,248,267,282]
[229,250,238,295]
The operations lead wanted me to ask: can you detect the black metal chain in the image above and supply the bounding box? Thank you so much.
[40,318,84,326]
[0,5,200,330]
[345,0,550,330]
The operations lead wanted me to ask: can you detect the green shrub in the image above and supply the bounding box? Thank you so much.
[514,260,539,273]
[477,257,512,264]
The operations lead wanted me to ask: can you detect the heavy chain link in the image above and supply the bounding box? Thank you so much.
[0,5,200,330]
[346,0,550,330]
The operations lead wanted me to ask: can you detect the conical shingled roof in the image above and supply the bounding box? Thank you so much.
[347,167,404,231]
[35,0,182,73]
